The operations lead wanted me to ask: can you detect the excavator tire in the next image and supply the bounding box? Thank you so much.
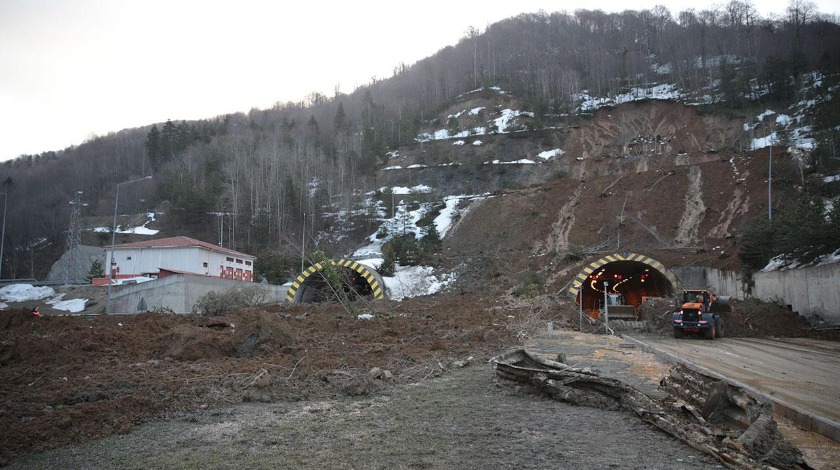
[705,322,716,340]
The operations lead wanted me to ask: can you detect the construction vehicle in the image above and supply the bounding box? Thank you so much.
[672,289,723,339]
[600,293,638,321]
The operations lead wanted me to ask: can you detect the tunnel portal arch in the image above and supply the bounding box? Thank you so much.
[567,253,682,314]
[285,259,386,303]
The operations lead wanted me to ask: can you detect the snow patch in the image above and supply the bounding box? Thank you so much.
[536,149,564,160]
[0,284,88,313]
[383,265,455,301]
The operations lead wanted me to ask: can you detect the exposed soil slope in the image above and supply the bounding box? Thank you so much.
[433,100,776,292]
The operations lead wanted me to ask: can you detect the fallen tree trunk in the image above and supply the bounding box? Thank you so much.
[491,349,811,470]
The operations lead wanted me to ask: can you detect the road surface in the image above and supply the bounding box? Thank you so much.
[633,336,840,429]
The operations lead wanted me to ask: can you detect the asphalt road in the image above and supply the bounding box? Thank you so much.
[632,336,840,428]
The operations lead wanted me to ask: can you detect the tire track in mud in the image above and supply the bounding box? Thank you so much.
[675,166,706,246]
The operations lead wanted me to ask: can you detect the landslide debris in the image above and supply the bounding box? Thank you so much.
[0,294,526,464]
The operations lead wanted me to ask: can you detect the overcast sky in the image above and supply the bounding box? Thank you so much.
[1,0,837,161]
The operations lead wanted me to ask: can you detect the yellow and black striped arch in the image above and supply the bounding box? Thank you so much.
[567,252,681,298]
[285,259,385,303]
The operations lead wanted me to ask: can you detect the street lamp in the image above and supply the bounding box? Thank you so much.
[106,176,152,314]
[0,192,6,281]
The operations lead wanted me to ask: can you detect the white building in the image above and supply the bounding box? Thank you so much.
[104,236,256,283]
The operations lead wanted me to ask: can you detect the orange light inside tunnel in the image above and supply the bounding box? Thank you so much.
[578,260,673,313]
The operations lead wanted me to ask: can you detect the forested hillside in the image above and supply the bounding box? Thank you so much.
[1,2,839,281]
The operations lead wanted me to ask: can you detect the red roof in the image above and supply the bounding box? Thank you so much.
[111,236,254,259]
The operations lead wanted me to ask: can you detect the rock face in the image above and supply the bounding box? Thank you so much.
[45,245,106,283]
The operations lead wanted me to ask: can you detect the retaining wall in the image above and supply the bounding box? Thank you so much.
[109,274,287,314]
[754,262,840,324]
[671,267,745,300]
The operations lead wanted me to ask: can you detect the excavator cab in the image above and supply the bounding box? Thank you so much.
[681,290,713,312]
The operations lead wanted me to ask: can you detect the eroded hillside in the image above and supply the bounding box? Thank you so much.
[382,98,773,293]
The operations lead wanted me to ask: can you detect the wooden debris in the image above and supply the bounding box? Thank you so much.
[492,349,811,470]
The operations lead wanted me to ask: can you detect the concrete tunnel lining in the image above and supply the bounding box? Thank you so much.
[285,259,386,303]
[568,253,682,314]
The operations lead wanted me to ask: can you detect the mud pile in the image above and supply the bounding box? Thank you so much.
[0,294,523,464]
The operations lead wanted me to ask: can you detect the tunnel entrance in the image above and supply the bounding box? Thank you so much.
[285,259,386,303]
[568,253,680,317]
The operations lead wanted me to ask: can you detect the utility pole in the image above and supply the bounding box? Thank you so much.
[0,192,6,281]
[301,213,306,273]
[768,143,773,221]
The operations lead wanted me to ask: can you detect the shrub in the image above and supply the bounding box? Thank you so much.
[192,285,270,316]
[378,245,396,276]
[512,270,545,297]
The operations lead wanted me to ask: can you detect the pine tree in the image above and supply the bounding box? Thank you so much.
[145,125,161,170]
[334,102,346,130]
[160,119,178,162]
[87,259,104,280]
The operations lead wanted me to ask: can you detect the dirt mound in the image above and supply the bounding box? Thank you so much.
[552,295,816,340]
[0,308,35,330]
[158,324,230,361]
[226,310,294,358]
[0,293,526,464]
[156,311,296,361]
[635,296,813,339]
[720,299,812,338]
[638,297,676,332]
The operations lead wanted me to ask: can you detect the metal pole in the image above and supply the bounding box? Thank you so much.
[768,144,773,221]
[301,213,305,273]
[0,192,6,281]
[603,281,610,331]
[106,176,151,315]
[578,289,583,332]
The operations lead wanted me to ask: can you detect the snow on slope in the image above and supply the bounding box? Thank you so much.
[0,284,88,313]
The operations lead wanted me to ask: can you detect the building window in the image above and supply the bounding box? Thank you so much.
[236,259,243,264]
[245,261,252,266]
[226,257,234,262]
[126,256,132,260]
[203,262,208,268]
